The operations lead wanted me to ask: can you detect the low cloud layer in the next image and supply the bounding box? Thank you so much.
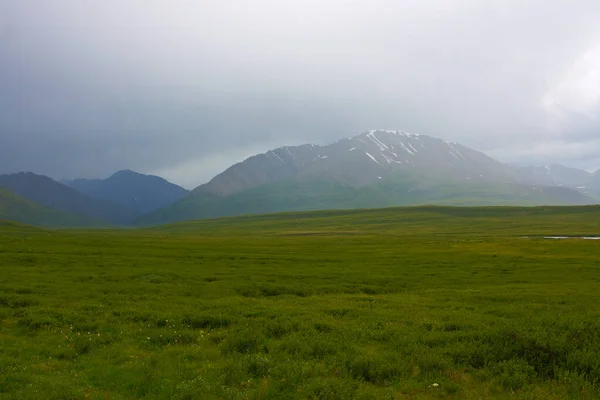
[2,0,600,188]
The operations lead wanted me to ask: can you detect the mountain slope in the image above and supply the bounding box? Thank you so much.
[589,169,600,197]
[0,187,106,227]
[0,172,138,225]
[515,164,592,189]
[136,130,597,226]
[136,175,594,226]
[63,170,189,214]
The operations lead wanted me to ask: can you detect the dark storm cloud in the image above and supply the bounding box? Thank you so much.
[2,0,600,188]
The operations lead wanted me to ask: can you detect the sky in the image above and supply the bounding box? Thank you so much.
[1,0,600,189]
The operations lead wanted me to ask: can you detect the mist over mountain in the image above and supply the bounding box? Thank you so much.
[3,1,600,184]
[589,170,600,196]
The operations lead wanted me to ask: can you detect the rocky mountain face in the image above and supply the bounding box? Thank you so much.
[195,130,600,196]
[63,169,189,214]
[195,130,522,196]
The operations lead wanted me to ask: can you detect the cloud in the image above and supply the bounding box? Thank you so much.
[2,0,600,186]
[542,44,600,120]
[488,139,600,171]
[148,142,292,189]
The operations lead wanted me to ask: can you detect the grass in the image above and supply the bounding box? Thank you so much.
[1,205,600,399]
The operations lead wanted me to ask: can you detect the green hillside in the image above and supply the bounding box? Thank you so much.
[0,219,40,232]
[2,205,600,398]
[136,177,596,226]
[0,172,138,225]
[0,187,106,227]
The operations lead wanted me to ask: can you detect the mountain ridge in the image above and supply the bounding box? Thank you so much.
[0,172,137,225]
[63,169,189,214]
[135,130,598,226]
[194,130,524,197]
[2,130,598,228]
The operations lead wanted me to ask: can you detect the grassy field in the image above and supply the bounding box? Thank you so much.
[1,205,600,399]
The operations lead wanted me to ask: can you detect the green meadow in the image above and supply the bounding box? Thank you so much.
[1,206,600,399]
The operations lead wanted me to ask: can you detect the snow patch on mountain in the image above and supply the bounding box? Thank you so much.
[367,131,390,151]
[365,152,383,166]
[399,143,415,155]
[271,151,285,164]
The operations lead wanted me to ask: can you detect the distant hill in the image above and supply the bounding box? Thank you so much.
[63,170,188,214]
[0,172,137,225]
[0,187,106,227]
[589,169,600,197]
[514,164,593,189]
[135,130,597,226]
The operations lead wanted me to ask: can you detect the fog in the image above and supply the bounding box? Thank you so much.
[1,0,600,188]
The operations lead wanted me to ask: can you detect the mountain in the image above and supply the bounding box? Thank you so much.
[63,169,189,214]
[515,164,592,190]
[193,130,521,196]
[0,172,138,225]
[136,130,597,226]
[0,187,106,227]
[589,169,600,196]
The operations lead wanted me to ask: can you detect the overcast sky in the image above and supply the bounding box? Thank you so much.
[1,1,600,188]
